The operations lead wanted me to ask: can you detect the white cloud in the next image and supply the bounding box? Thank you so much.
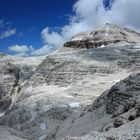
[0,28,16,39]
[41,27,64,47]
[30,28,65,56]
[13,52,29,57]
[9,45,29,53]
[9,45,35,57]
[109,0,140,29]
[31,45,50,56]
[29,46,35,52]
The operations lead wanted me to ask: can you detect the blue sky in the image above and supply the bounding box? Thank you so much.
[0,0,140,56]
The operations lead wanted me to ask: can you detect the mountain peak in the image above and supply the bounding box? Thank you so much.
[64,24,140,49]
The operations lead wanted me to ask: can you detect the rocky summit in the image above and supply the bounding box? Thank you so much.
[64,23,140,49]
[0,24,140,140]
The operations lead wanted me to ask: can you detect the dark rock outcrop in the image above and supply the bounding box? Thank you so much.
[106,73,140,114]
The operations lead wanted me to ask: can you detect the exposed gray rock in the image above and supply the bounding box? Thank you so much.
[64,73,140,140]
[0,24,140,140]
[64,24,140,49]
[106,73,140,114]
[0,60,20,114]
[0,125,27,140]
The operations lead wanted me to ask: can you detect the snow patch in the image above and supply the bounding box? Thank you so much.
[105,33,109,37]
[99,45,105,48]
[133,46,140,49]
[72,36,84,41]
[0,112,5,117]
[69,102,80,108]
[40,123,46,131]
[109,79,120,83]
[71,32,91,41]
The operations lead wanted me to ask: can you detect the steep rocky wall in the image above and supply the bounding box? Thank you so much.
[64,39,124,49]
[29,55,115,87]
[0,56,44,115]
[63,73,140,140]
[0,62,20,113]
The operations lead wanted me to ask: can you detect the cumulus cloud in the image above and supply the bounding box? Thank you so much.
[9,45,29,53]
[31,45,55,56]
[110,0,140,29]
[9,45,34,57]
[0,28,16,39]
[41,27,64,47]
[13,52,29,57]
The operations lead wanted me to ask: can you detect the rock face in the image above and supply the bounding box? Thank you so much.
[106,74,140,114]
[0,62,19,113]
[64,23,140,49]
[0,55,44,114]
[0,24,140,140]
[65,73,140,140]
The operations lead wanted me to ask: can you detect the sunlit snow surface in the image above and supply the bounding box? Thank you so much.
[99,45,105,48]
[133,45,140,49]
[69,102,80,108]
